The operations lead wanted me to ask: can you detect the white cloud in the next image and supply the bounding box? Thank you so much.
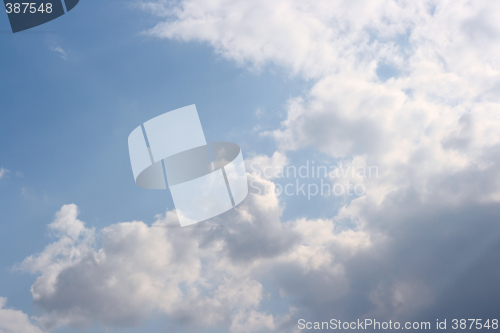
[144,0,430,77]
[143,0,500,205]
[50,46,67,60]
[245,151,289,180]
[0,297,44,333]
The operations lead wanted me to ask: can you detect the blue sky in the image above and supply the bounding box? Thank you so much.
[2,1,500,332]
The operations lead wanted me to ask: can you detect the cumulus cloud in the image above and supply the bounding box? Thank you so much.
[17,0,500,331]
[21,181,500,331]
[142,0,500,202]
[19,172,378,331]
[0,168,8,179]
[141,0,500,211]
[0,297,44,333]
[137,0,500,328]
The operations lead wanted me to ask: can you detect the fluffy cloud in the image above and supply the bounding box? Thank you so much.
[21,180,500,331]
[143,0,500,205]
[19,172,378,331]
[139,0,500,328]
[140,0,500,220]
[0,298,44,333]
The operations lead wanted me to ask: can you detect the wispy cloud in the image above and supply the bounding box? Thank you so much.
[0,168,8,179]
[51,46,67,60]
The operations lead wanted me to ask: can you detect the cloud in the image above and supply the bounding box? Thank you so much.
[0,168,8,179]
[137,0,500,328]
[19,172,376,331]
[141,0,500,206]
[0,297,44,333]
[50,46,67,60]
[230,310,275,333]
[143,0,431,76]
[21,181,500,331]
[245,151,289,180]
[16,0,500,331]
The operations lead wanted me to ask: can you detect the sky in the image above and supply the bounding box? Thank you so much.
[1,0,500,332]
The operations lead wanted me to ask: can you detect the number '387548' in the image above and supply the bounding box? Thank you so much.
[5,3,53,14]
[4,0,79,33]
